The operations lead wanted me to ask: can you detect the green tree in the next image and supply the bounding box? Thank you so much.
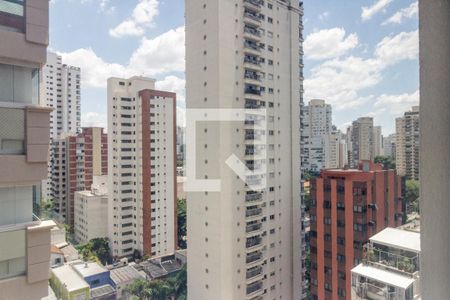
[177,199,187,249]
[405,180,420,213]
[374,156,396,170]
[124,279,177,300]
[77,238,112,265]
[173,265,187,297]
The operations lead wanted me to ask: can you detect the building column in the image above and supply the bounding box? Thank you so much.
[419,0,450,298]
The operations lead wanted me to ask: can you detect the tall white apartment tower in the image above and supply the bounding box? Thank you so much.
[351,117,374,167]
[42,52,81,199]
[107,76,177,259]
[372,125,383,157]
[186,1,303,299]
[42,52,81,139]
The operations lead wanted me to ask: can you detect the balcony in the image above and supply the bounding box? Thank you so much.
[243,25,261,40]
[246,281,263,298]
[364,244,420,275]
[243,10,261,27]
[246,251,263,264]
[246,266,263,280]
[244,56,262,70]
[245,192,263,203]
[246,207,262,218]
[246,236,262,249]
[246,222,262,235]
[244,41,261,56]
[0,106,51,185]
[243,0,263,11]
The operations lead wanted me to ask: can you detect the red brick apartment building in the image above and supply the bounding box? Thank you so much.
[310,161,404,300]
[52,127,107,225]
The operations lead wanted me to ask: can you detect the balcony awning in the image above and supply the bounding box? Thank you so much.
[352,263,415,290]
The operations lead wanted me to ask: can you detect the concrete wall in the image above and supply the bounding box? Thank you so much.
[419,0,450,298]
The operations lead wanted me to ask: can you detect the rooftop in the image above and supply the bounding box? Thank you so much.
[52,265,89,292]
[370,227,420,253]
[72,262,108,278]
[110,265,145,284]
[90,284,116,299]
[352,263,415,289]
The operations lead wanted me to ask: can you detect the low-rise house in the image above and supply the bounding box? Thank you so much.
[136,251,186,280]
[50,245,65,268]
[50,265,90,300]
[351,227,421,300]
[110,265,146,300]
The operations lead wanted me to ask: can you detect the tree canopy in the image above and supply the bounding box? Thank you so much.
[177,199,187,249]
[76,238,112,265]
[374,156,396,170]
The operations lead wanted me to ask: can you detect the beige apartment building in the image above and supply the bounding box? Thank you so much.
[186,0,303,299]
[0,1,55,299]
[396,106,419,180]
[350,117,374,167]
[107,76,177,259]
[74,176,108,244]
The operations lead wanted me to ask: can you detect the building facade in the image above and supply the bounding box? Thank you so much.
[383,133,395,159]
[372,126,383,158]
[107,76,177,259]
[419,1,450,298]
[350,117,374,167]
[186,0,303,299]
[51,127,107,225]
[41,52,81,199]
[309,161,404,300]
[396,106,419,180]
[74,176,108,244]
[303,99,333,172]
[0,1,56,299]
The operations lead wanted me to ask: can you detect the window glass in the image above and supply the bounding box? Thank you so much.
[0,64,39,104]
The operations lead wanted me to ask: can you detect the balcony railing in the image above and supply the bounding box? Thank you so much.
[364,244,420,274]
[245,192,262,202]
[243,10,261,23]
[246,281,263,295]
[244,57,261,66]
[246,252,262,264]
[244,41,261,53]
[244,26,261,37]
[246,236,262,248]
[246,266,263,279]
[246,208,262,218]
[244,0,263,9]
[246,222,262,233]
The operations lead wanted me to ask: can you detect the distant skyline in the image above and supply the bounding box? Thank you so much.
[49,0,419,134]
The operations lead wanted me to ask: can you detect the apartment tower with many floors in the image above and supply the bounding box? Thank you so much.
[186,0,303,299]
[309,161,404,300]
[50,127,107,225]
[395,106,419,180]
[107,77,177,259]
[350,117,374,167]
[41,52,81,198]
[0,0,56,299]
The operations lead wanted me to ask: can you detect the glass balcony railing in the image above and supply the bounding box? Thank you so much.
[246,252,262,264]
[246,207,262,217]
[246,281,263,295]
[246,236,262,248]
[245,192,262,202]
[0,107,24,155]
[246,266,263,279]
[246,222,262,233]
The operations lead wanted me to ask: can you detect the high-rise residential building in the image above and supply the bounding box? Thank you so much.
[395,106,419,180]
[41,52,81,199]
[303,99,333,172]
[107,76,177,259]
[351,117,374,167]
[383,133,395,159]
[372,126,383,158]
[351,226,421,300]
[186,0,303,299]
[51,127,107,225]
[324,131,348,169]
[419,2,450,298]
[0,1,56,299]
[309,161,404,300]
[74,176,108,244]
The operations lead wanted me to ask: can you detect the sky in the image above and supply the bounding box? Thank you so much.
[49,0,419,135]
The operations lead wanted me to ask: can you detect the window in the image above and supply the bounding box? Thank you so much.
[0,64,40,104]
[0,0,25,32]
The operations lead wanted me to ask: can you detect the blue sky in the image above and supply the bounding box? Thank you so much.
[49,0,419,135]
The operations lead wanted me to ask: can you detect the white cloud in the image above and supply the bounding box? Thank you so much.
[318,11,329,22]
[156,75,186,102]
[129,26,185,75]
[383,2,418,25]
[304,28,358,60]
[304,30,418,110]
[374,90,419,114]
[109,0,159,38]
[361,0,393,21]
[375,30,419,66]
[58,26,185,88]
[82,112,107,129]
